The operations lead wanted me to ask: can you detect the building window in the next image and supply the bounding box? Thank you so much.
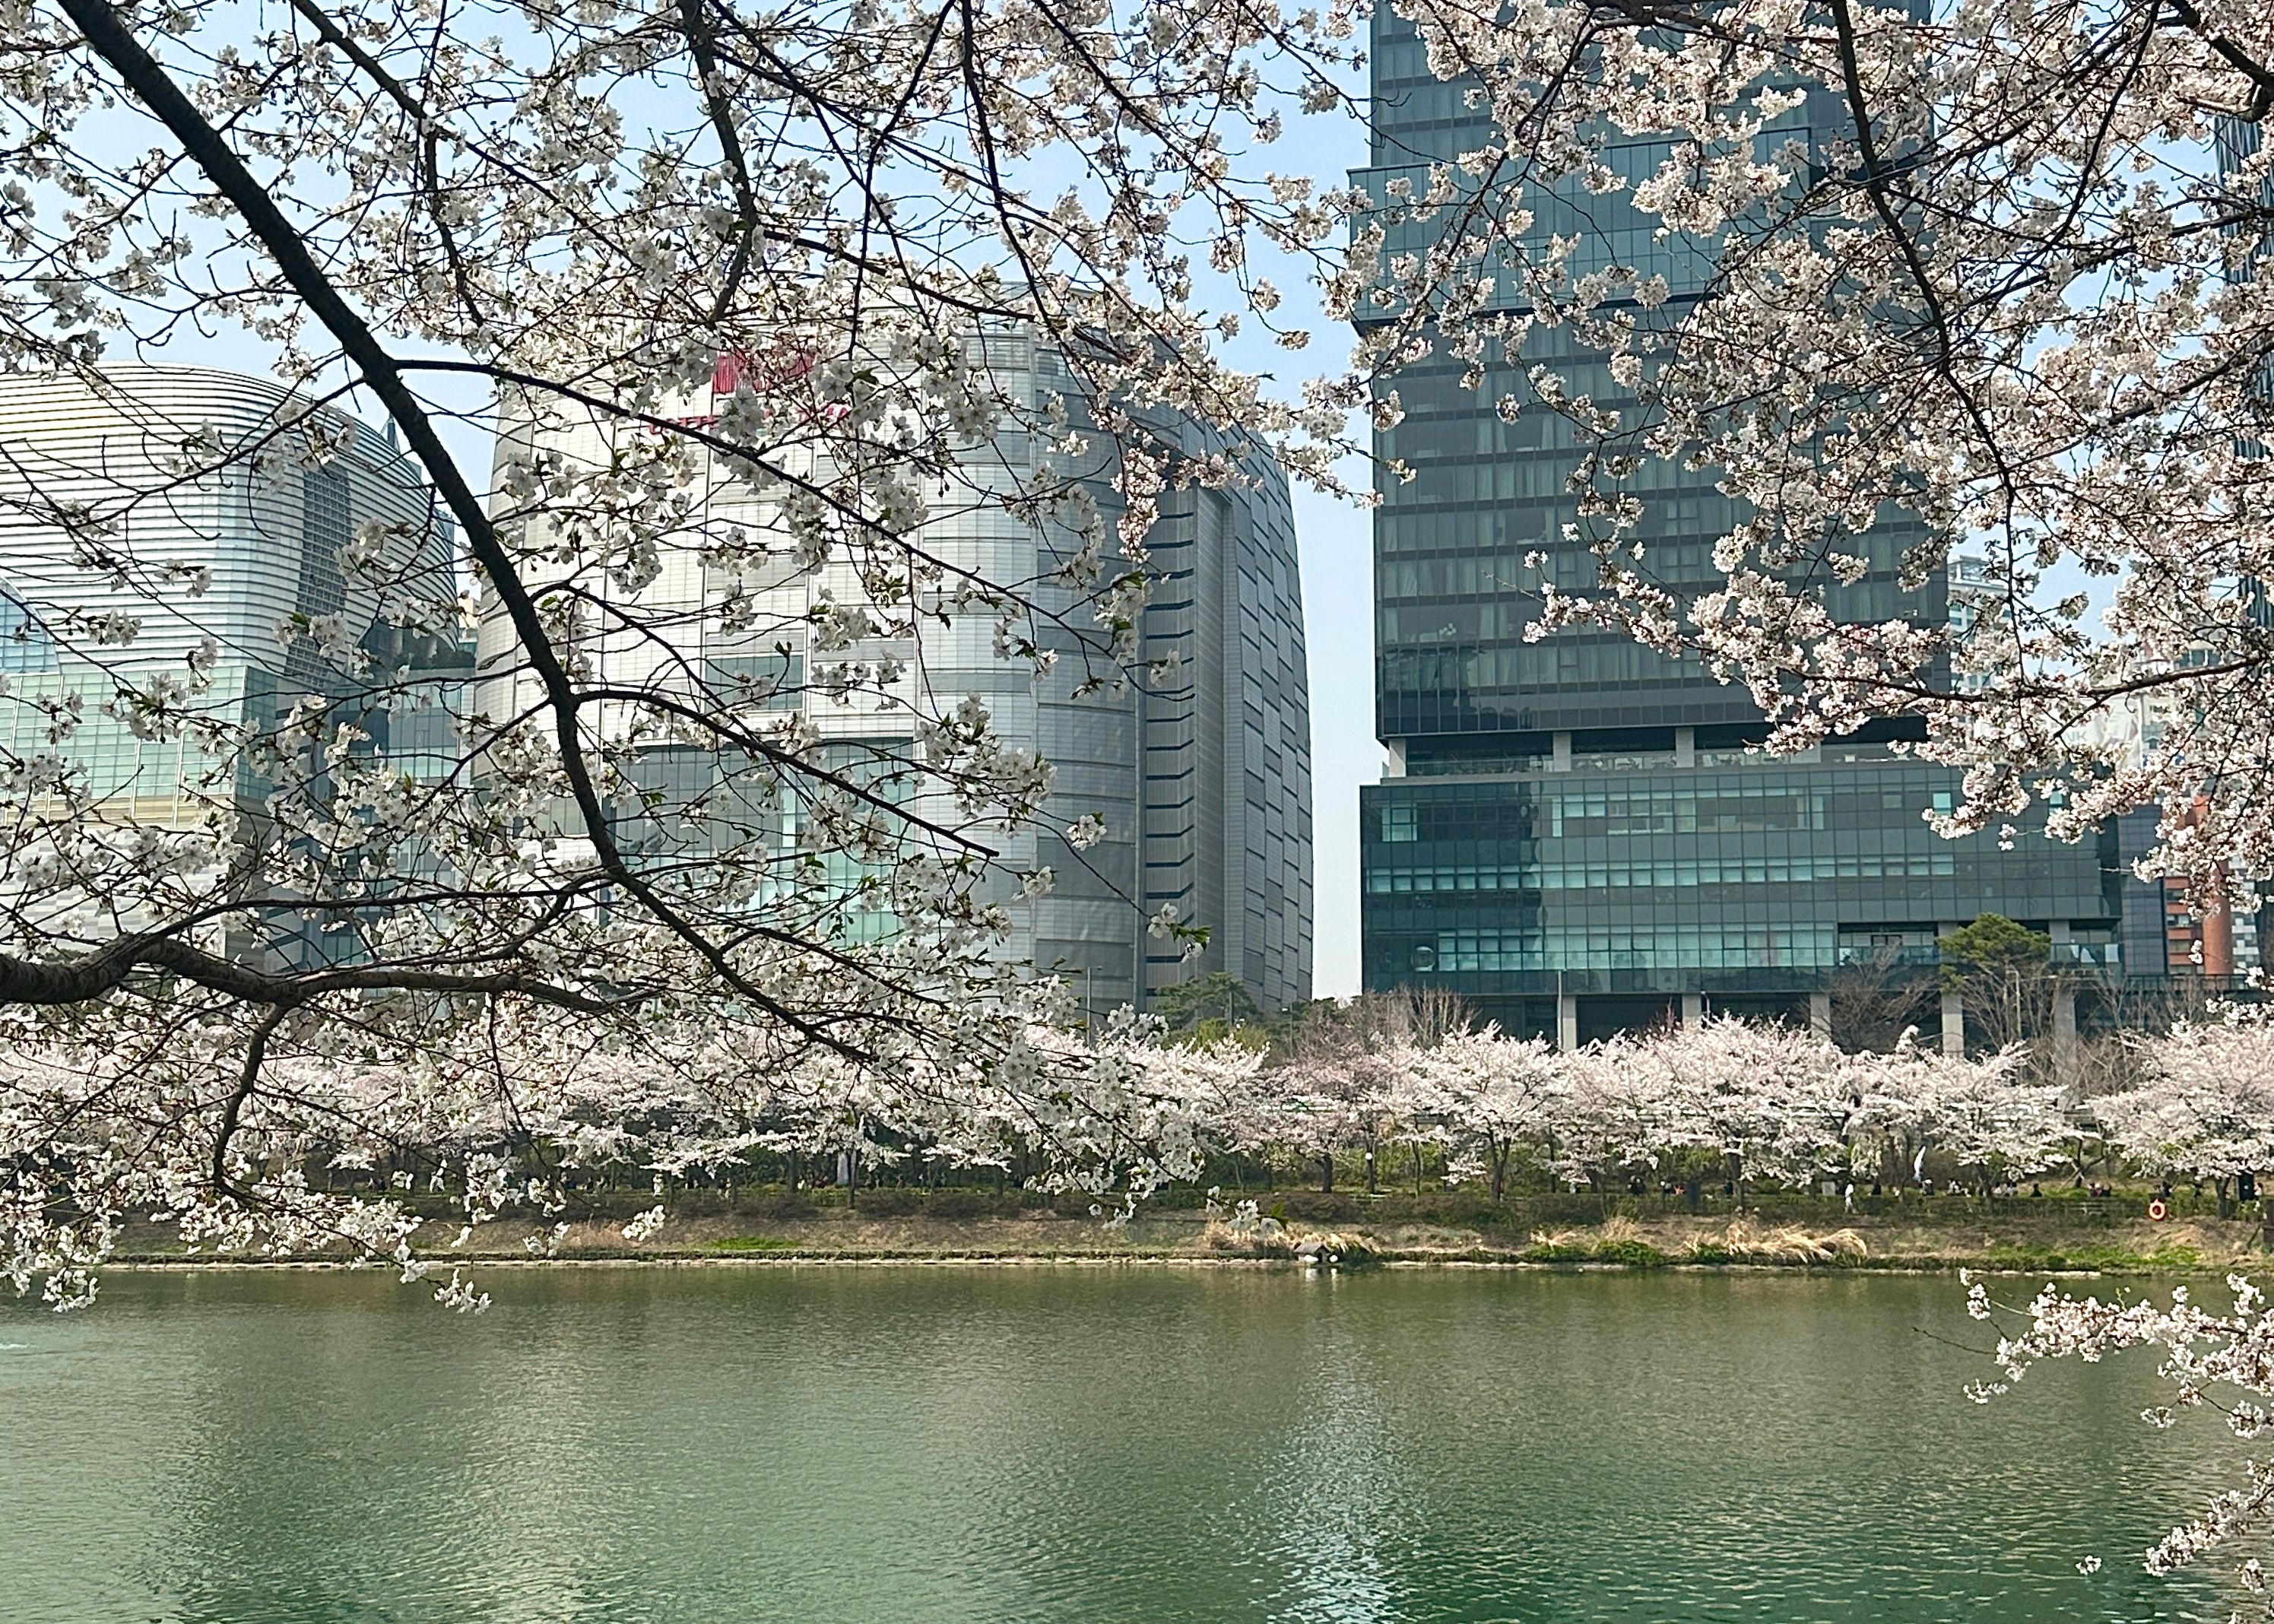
[298,468,351,618]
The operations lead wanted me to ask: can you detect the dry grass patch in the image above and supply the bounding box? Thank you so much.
[1702,1220,1869,1264]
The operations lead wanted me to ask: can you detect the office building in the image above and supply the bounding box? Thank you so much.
[0,365,462,806]
[0,364,466,960]
[1353,16,2121,1045]
[485,328,1313,1015]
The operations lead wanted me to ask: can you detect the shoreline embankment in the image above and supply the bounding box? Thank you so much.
[97,1191,2266,1277]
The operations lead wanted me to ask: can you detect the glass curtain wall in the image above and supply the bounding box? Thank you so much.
[1355,12,2125,1040]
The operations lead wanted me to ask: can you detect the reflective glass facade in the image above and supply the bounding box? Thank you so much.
[0,366,467,969]
[1355,14,2122,1037]
[1362,753,2121,1029]
[0,366,463,827]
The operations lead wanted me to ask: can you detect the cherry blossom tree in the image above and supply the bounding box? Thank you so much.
[1910,1045,2069,1194]
[1404,1023,1560,1202]
[1192,1015,2056,1207]
[0,0,1377,1307]
[2097,1006,2274,1210]
[1255,1050,1381,1194]
[1641,1015,1851,1191]
[1543,1033,1667,1191]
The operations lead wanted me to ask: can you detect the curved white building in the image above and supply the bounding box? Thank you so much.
[0,364,460,823]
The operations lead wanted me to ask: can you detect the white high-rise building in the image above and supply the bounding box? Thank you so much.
[484,331,1313,1014]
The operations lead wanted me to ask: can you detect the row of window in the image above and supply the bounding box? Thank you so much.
[1399,925,1838,974]
[1367,849,1980,893]
[1378,639,1692,693]
[1380,782,1941,841]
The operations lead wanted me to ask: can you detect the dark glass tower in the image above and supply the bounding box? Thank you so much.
[1354,12,2123,1044]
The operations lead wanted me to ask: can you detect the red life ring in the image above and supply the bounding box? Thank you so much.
[2148,1198,2169,1222]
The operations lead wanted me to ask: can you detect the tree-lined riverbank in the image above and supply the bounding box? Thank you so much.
[102,1189,2257,1276]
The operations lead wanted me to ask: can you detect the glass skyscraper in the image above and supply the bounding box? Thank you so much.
[1353,14,2121,1043]
[0,365,468,968]
[0,365,465,815]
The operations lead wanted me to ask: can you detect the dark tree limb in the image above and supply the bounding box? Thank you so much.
[57,0,868,1061]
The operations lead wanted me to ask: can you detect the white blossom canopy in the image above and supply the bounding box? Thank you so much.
[0,0,1369,1305]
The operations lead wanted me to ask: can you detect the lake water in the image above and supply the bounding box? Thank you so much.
[0,1265,2241,1622]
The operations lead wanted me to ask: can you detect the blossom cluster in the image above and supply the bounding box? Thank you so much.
[1971,1274,2274,1614]
[3,1007,2075,1314]
[2093,1004,2274,1194]
[1180,1015,2069,1201]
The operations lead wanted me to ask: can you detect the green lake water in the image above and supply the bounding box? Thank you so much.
[0,1265,2241,1622]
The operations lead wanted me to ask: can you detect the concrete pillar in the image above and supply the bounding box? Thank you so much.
[2053,980,2078,1086]
[1680,992,1704,1029]
[1382,737,1407,779]
[1557,993,1579,1051]
[1809,991,1832,1041]
[1551,731,1572,772]
[1936,918,1963,1056]
[1674,727,1696,768]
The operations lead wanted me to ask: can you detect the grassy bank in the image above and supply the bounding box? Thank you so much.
[104,1189,2269,1276]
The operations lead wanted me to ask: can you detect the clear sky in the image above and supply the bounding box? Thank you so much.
[1247,112,1376,1002]
[1291,483,1376,999]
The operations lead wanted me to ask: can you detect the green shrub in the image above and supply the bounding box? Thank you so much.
[1591,1239,1669,1267]
[1519,1242,1594,1264]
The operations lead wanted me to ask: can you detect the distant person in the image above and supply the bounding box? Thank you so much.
[2031,1183,2044,1198]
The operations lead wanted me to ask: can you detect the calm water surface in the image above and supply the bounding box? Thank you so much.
[0,1265,2237,1622]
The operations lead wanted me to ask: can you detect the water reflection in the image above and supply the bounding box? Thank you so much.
[0,1267,2239,1622]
